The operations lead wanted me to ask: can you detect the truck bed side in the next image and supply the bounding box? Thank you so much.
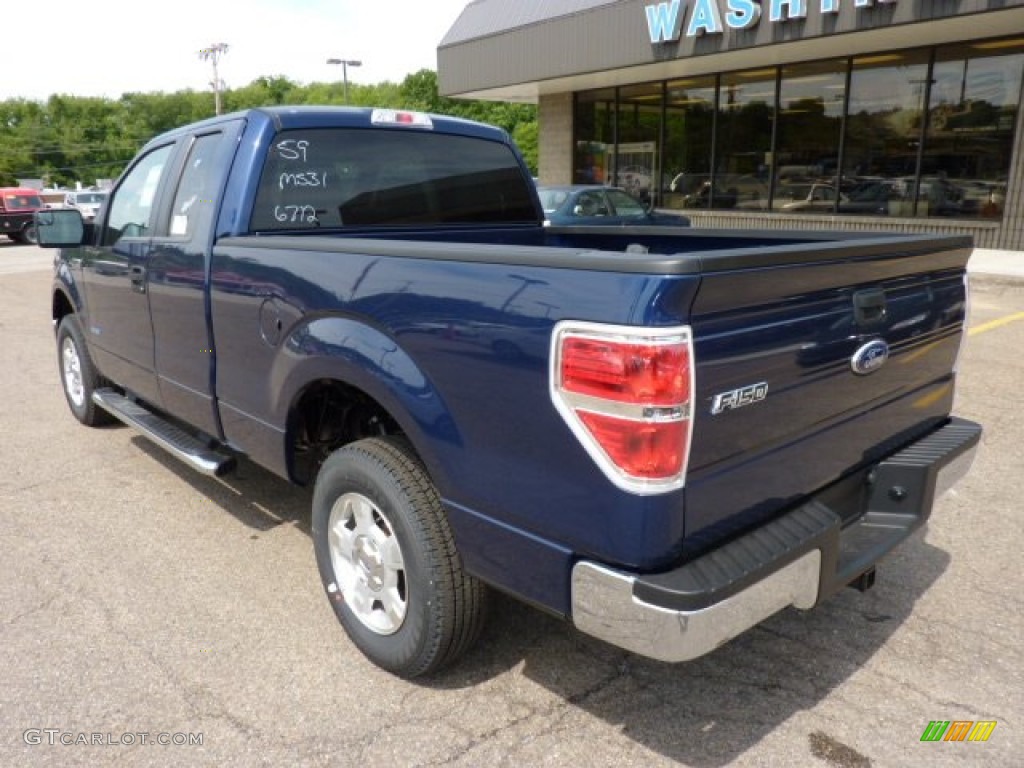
[208,230,971,616]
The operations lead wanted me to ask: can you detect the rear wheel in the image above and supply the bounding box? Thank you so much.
[56,315,112,426]
[312,436,488,678]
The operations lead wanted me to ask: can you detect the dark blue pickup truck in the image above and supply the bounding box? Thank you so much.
[36,107,982,678]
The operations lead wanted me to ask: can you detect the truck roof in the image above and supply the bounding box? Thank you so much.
[141,106,511,151]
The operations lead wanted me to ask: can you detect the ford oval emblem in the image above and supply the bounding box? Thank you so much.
[851,339,889,375]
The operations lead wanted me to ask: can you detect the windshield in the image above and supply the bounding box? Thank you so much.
[778,184,812,201]
[536,189,569,213]
[3,193,44,210]
[77,193,107,204]
[606,189,646,217]
[849,182,895,202]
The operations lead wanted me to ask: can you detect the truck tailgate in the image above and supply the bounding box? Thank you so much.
[684,236,971,546]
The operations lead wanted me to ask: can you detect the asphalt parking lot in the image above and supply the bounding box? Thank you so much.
[0,239,1021,767]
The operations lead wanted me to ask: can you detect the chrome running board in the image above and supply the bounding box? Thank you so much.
[92,389,236,477]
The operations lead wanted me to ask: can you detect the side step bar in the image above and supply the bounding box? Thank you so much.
[92,389,236,477]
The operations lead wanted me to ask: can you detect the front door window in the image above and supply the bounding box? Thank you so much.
[102,145,174,246]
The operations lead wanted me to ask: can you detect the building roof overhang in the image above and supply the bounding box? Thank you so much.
[438,0,1024,102]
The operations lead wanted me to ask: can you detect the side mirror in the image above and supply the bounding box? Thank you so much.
[35,208,85,248]
[573,204,585,215]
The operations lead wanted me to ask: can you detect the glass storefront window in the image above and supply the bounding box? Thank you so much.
[574,89,616,186]
[714,69,775,211]
[924,39,1024,219]
[614,83,663,205]
[842,51,931,217]
[571,37,1023,223]
[773,61,846,214]
[663,76,715,209]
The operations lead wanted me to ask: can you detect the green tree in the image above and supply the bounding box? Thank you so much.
[399,69,443,112]
[224,76,299,110]
[0,69,538,187]
[513,121,538,174]
[0,100,44,185]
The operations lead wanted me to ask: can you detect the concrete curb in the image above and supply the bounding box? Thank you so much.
[968,249,1024,284]
[968,272,1024,289]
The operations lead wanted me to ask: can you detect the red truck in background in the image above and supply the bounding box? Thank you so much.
[0,187,44,244]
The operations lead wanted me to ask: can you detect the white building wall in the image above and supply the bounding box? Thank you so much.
[538,93,573,185]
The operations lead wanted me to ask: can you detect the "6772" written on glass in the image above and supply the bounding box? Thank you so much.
[273,205,318,224]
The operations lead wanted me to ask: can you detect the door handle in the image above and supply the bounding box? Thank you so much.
[853,288,887,327]
[130,265,147,294]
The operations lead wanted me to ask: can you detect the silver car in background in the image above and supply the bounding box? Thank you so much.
[63,190,109,222]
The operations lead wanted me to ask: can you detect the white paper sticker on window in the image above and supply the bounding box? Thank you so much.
[170,215,189,236]
[139,164,164,208]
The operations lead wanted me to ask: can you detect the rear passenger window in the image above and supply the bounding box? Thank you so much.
[169,133,222,238]
[249,128,537,231]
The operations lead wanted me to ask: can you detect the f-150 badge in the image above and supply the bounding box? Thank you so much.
[850,339,890,375]
[711,382,768,415]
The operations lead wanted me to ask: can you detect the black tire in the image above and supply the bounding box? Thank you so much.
[21,223,38,245]
[56,315,113,426]
[312,436,488,678]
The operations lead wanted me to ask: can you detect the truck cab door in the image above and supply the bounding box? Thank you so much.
[80,142,177,407]
[146,124,242,438]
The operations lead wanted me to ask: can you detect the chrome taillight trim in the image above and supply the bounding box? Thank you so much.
[549,321,695,496]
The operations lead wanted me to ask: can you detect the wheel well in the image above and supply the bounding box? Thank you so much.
[287,379,402,486]
[53,290,74,326]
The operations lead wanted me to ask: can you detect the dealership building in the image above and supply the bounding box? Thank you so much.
[439,0,1024,249]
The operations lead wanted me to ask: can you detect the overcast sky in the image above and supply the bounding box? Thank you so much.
[7,0,470,102]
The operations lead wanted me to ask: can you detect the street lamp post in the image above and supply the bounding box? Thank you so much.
[326,58,362,104]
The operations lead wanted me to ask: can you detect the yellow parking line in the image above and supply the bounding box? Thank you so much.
[969,311,1024,337]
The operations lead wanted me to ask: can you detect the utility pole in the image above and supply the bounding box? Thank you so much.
[199,43,230,115]
[326,58,363,104]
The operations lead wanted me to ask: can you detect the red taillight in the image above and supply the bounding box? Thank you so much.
[551,323,694,494]
[562,338,690,406]
[577,412,686,479]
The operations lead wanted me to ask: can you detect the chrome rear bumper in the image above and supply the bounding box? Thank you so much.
[571,417,981,663]
[573,550,822,662]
